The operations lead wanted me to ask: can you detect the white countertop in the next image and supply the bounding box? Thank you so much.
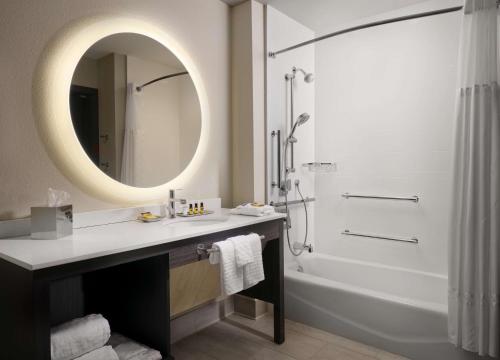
[0,209,284,271]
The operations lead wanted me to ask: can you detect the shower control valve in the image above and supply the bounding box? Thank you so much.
[279,179,292,196]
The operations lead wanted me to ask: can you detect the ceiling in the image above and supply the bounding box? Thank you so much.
[220,0,428,33]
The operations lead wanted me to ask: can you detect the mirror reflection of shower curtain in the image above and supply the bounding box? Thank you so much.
[448,0,499,357]
[121,83,139,186]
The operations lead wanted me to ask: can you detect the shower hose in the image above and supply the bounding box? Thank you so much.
[283,143,309,257]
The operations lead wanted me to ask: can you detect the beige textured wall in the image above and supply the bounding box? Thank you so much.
[231,0,265,206]
[231,1,254,206]
[0,0,231,220]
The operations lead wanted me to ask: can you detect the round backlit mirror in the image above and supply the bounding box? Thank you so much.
[70,33,201,188]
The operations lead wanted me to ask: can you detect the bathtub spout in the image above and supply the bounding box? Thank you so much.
[293,242,313,253]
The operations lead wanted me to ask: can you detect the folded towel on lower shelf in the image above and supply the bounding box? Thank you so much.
[51,314,111,360]
[75,346,119,360]
[110,334,162,360]
[230,203,275,217]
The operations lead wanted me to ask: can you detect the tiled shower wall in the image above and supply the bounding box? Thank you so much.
[314,2,462,275]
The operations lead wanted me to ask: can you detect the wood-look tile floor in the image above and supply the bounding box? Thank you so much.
[171,313,410,360]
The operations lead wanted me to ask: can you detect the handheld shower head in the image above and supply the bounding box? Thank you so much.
[296,112,310,126]
[287,113,310,143]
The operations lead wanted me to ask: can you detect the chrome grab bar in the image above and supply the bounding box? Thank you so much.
[270,197,315,208]
[271,130,281,188]
[342,229,418,244]
[342,193,419,203]
[196,234,266,255]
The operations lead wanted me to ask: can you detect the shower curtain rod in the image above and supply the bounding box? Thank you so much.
[268,5,464,58]
[136,71,188,91]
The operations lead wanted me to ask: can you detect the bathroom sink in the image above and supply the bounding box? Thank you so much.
[164,215,229,227]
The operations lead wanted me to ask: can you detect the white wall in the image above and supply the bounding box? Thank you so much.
[128,56,181,186]
[314,2,461,275]
[72,57,99,88]
[266,6,316,259]
[0,0,231,219]
[127,56,200,187]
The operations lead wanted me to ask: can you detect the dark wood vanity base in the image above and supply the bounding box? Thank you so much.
[0,218,284,360]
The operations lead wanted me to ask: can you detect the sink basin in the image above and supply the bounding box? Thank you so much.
[163,215,229,227]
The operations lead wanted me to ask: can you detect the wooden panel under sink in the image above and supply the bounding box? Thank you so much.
[170,259,221,317]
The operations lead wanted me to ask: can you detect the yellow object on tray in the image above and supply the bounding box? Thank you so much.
[137,212,162,222]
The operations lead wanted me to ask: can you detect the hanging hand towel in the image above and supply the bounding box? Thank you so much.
[209,240,244,295]
[75,346,119,360]
[229,235,254,267]
[51,314,111,360]
[243,233,265,288]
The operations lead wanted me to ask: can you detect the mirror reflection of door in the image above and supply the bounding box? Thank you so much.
[69,85,100,167]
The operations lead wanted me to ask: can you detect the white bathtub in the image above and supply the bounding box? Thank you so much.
[285,253,481,360]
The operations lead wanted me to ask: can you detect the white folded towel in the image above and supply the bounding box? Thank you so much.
[242,233,265,288]
[75,346,119,360]
[230,204,275,217]
[51,314,111,360]
[114,339,162,360]
[209,239,244,295]
[230,235,254,267]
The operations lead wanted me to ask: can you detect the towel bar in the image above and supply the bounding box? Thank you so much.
[196,234,266,256]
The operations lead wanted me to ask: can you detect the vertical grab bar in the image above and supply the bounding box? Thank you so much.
[271,130,281,188]
[289,77,295,172]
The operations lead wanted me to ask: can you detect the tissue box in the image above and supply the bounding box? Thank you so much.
[31,205,73,239]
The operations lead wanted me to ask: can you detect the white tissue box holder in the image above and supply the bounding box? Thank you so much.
[31,205,73,239]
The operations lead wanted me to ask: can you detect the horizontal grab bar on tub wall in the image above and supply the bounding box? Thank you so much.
[341,230,418,244]
[342,193,419,203]
[270,197,315,208]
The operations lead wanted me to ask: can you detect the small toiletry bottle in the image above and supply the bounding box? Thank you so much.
[194,203,199,215]
[188,204,193,215]
[200,202,205,214]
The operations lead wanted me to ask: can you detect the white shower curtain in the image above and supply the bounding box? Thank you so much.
[121,83,139,186]
[448,0,499,357]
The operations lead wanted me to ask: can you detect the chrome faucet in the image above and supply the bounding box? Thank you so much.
[304,244,313,253]
[168,189,187,218]
[293,241,313,253]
